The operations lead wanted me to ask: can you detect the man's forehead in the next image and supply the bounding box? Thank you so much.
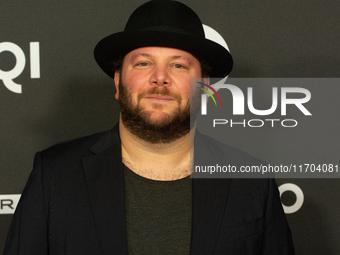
[124,47,199,62]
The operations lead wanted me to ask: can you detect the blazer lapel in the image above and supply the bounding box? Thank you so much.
[191,131,231,254]
[191,179,230,254]
[81,127,127,255]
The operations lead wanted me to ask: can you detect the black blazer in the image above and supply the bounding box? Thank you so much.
[4,125,294,254]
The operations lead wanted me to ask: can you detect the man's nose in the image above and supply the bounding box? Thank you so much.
[150,65,170,87]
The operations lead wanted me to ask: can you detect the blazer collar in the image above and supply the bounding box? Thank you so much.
[89,124,120,155]
[82,124,128,254]
[191,131,231,254]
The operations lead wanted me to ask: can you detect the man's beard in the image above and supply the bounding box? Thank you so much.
[119,79,201,144]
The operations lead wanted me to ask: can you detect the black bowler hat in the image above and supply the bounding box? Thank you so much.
[94,0,233,78]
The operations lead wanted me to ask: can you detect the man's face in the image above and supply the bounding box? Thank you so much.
[114,46,203,143]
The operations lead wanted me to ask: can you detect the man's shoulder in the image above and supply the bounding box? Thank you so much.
[195,130,264,166]
[39,126,119,162]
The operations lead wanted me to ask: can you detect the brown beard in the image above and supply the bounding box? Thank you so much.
[118,78,201,143]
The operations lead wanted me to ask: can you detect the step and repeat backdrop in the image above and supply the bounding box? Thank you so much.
[1,1,340,254]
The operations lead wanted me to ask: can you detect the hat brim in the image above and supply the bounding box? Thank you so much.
[94,30,233,79]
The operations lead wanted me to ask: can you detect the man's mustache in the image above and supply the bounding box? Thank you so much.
[138,87,182,103]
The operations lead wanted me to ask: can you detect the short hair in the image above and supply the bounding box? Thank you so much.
[111,55,124,76]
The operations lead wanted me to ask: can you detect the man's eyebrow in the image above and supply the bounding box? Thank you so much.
[130,53,152,63]
[129,53,192,63]
[171,55,190,61]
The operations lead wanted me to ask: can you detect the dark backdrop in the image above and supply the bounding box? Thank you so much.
[1,1,339,254]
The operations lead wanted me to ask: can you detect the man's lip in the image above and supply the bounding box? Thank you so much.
[144,95,174,101]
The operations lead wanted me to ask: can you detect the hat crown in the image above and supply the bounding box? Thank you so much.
[94,0,233,79]
[125,0,205,38]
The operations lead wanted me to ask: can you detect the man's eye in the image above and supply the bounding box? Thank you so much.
[174,64,185,69]
[136,62,148,66]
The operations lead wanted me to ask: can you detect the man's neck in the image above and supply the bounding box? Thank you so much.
[119,120,195,181]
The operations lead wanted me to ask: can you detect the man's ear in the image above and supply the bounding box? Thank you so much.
[203,76,210,103]
[114,70,120,100]
[203,76,210,86]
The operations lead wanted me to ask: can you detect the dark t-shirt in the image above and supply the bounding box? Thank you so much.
[124,165,192,255]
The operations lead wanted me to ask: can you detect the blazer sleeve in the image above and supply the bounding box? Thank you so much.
[262,178,295,255]
[4,152,49,255]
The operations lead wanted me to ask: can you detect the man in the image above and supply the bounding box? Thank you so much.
[4,1,294,254]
